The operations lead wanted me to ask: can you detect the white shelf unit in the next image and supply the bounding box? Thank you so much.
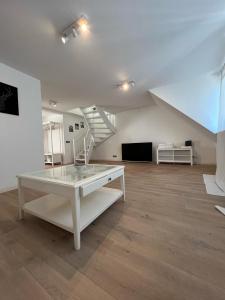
[44,153,62,165]
[43,121,63,166]
[157,147,193,165]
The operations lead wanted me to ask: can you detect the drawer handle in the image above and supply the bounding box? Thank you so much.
[108,177,112,182]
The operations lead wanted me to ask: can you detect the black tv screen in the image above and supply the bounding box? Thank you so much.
[122,142,152,162]
[0,82,19,116]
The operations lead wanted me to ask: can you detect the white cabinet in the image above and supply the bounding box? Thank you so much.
[157,147,193,165]
[44,153,62,165]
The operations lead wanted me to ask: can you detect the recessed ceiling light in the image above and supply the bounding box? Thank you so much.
[49,100,57,107]
[61,15,89,44]
[116,80,136,91]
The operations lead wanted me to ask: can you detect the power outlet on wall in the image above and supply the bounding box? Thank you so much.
[113,154,118,158]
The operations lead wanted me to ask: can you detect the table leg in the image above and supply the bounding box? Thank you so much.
[18,178,25,220]
[120,174,126,201]
[71,187,81,250]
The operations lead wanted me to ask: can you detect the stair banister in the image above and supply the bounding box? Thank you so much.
[72,138,76,164]
[79,104,116,156]
[97,106,116,133]
[84,135,87,165]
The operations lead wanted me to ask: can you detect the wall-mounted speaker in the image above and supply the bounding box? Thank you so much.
[185,140,192,146]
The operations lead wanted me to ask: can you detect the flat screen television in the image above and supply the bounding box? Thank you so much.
[122,142,152,162]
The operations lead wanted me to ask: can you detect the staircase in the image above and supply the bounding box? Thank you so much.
[73,105,116,164]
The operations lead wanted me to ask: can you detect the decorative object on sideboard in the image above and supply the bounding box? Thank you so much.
[0,82,19,116]
[185,140,192,146]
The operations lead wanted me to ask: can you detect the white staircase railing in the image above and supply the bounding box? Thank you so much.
[73,129,95,165]
[83,129,95,164]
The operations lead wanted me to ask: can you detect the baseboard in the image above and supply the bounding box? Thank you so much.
[0,186,17,193]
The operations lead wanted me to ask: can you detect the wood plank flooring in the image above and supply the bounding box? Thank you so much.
[0,162,225,300]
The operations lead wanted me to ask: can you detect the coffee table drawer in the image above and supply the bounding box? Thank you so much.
[81,169,123,197]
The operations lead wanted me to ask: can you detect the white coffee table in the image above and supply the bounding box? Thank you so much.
[17,164,125,250]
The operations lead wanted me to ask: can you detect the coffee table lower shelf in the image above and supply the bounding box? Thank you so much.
[23,187,122,233]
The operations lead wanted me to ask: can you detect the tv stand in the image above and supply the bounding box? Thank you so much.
[157,147,193,165]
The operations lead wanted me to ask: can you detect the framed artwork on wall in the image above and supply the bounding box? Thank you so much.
[69,125,74,132]
[0,82,19,116]
[75,123,79,130]
[80,121,84,128]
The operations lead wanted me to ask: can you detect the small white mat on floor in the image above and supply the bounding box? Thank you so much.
[215,206,225,216]
[203,174,225,196]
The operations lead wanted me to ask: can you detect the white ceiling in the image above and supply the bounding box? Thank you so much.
[1,0,225,112]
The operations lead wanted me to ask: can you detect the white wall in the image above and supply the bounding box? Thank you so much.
[218,68,225,133]
[216,131,225,191]
[92,98,216,164]
[215,67,225,191]
[42,109,63,123]
[150,74,220,133]
[0,63,43,192]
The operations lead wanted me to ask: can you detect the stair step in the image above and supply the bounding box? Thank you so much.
[94,138,105,142]
[84,112,100,116]
[82,106,97,113]
[76,158,85,162]
[86,116,102,120]
[89,121,105,124]
[91,129,111,132]
[90,124,107,127]
[94,134,111,137]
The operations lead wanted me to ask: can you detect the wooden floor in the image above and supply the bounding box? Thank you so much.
[1,163,225,300]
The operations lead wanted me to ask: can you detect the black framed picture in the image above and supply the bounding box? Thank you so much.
[0,82,19,116]
[80,121,84,129]
[75,123,79,130]
[69,125,74,132]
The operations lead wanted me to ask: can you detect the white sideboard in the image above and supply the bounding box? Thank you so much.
[157,147,193,165]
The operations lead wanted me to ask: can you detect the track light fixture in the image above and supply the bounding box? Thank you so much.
[116,80,136,91]
[61,15,89,44]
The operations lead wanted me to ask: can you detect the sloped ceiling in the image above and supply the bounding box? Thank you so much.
[0,0,225,112]
[150,74,220,133]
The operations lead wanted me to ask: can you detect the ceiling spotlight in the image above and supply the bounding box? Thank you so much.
[49,100,57,107]
[116,80,136,91]
[77,16,89,33]
[122,82,129,91]
[61,15,89,44]
[61,35,69,44]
